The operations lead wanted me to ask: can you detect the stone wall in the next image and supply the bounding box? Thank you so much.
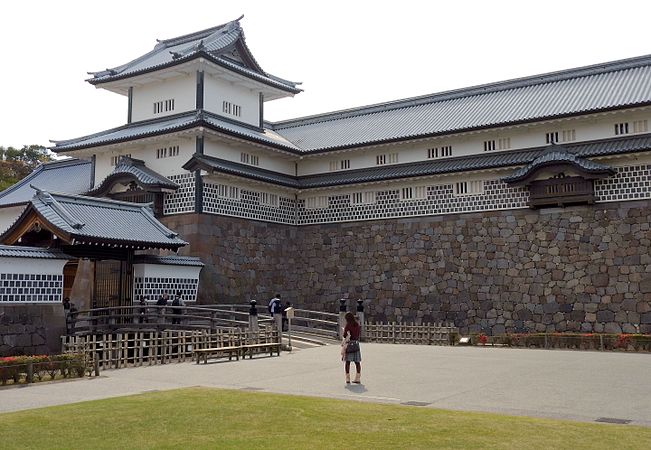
[0,305,65,356]
[162,199,651,335]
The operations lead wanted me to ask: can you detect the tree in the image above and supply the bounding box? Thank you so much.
[0,145,54,191]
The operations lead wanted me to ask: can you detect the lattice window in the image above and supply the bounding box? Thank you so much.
[329,159,350,171]
[111,154,131,166]
[0,273,64,303]
[376,153,398,165]
[428,146,452,158]
[222,101,241,117]
[400,186,426,201]
[240,152,259,166]
[156,146,179,159]
[633,120,648,134]
[216,184,240,201]
[163,173,195,215]
[260,192,279,207]
[545,132,559,144]
[454,180,484,196]
[483,140,496,151]
[305,196,329,209]
[562,129,576,142]
[615,122,630,135]
[154,99,175,114]
[350,192,377,205]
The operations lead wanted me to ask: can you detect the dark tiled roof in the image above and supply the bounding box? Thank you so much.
[25,191,186,249]
[134,254,204,267]
[271,55,651,152]
[183,154,299,188]
[183,134,651,189]
[502,145,617,183]
[89,156,178,195]
[51,110,301,153]
[0,245,72,260]
[0,158,92,207]
[87,18,300,93]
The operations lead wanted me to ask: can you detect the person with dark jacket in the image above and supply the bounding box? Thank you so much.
[171,292,185,324]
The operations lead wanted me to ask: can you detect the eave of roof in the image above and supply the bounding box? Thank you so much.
[502,146,617,184]
[1,191,187,250]
[50,110,302,153]
[270,54,651,152]
[0,245,72,260]
[88,156,178,196]
[134,254,204,267]
[87,18,300,94]
[184,133,651,190]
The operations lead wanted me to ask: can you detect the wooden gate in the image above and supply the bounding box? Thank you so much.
[93,257,133,309]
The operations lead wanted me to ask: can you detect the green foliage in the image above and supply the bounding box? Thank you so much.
[0,388,649,449]
[0,145,54,191]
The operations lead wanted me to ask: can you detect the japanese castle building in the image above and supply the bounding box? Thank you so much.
[2,17,651,353]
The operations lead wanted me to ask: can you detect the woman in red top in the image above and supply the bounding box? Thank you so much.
[342,312,362,384]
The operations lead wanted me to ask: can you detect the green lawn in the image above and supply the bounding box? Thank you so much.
[1,387,649,449]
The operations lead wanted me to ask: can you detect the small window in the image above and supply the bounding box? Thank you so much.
[454,180,484,196]
[615,122,629,135]
[350,192,377,205]
[375,153,398,165]
[633,120,648,134]
[153,99,175,114]
[111,154,131,166]
[427,146,452,159]
[545,132,559,144]
[562,129,576,142]
[222,101,241,117]
[498,137,510,150]
[400,186,426,201]
[240,152,259,166]
[156,146,179,159]
[260,192,279,207]
[483,140,496,152]
[217,184,240,201]
[305,196,328,209]
[329,159,350,171]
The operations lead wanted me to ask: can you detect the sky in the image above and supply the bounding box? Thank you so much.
[1,0,650,149]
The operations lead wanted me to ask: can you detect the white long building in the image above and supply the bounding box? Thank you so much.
[2,17,651,339]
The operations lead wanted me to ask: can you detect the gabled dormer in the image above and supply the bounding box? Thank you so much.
[87,16,301,128]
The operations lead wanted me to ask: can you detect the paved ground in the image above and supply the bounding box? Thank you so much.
[1,344,650,426]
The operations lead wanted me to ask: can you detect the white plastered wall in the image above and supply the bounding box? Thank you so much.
[204,74,260,127]
[203,138,295,175]
[296,108,651,176]
[132,263,202,303]
[0,256,68,304]
[131,75,195,122]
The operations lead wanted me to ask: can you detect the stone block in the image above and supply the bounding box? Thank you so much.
[604,322,622,334]
[596,310,615,322]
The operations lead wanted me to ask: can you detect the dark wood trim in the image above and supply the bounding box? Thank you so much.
[90,154,96,190]
[196,71,204,110]
[195,135,204,155]
[529,177,595,208]
[194,170,203,213]
[127,87,133,123]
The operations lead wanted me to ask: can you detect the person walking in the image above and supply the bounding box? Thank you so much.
[171,292,185,325]
[341,312,362,384]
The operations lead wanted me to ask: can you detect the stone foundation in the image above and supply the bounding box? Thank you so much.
[0,305,64,356]
[162,199,651,335]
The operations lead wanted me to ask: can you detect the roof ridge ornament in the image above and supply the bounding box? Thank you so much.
[32,189,85,230]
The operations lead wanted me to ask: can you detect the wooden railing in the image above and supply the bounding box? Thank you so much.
[363,322,458,345]
[61,327,279,369]
[529,177,594,208]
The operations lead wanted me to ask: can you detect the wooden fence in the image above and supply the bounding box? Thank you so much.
[61,326,278,370]
[363,322,458,345]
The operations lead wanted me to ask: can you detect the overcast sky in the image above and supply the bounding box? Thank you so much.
[2,0,650,148]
